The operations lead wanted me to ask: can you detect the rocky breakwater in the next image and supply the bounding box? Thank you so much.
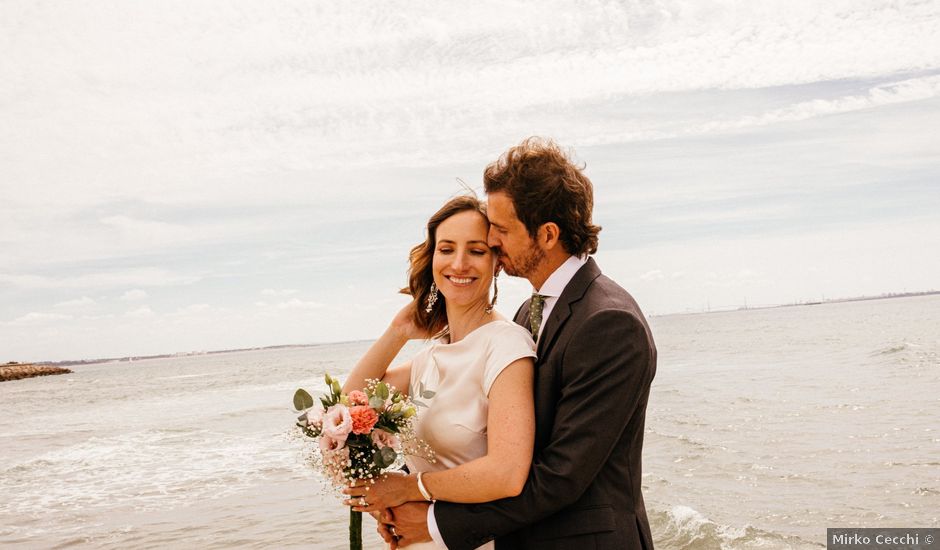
[0,362,72,382]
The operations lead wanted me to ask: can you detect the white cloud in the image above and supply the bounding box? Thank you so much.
[54,296,96,308]
[276,299,325,310]
[99,215,193,246]
[171,303,211,316]
[261,288,299,297]
[0,270,198,290]
[121,289,149,301]
[124,306,154,318]
[7,312,73,326]
[590,75,940,146]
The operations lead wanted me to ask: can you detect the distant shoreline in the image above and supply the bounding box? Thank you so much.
[653,289,939,318]
[10,290,937,367]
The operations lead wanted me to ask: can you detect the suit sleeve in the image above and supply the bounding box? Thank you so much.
[434,308,654,549]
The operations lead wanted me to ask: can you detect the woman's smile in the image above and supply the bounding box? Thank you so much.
[445,275,476,287]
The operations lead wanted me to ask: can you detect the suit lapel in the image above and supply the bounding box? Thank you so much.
[536,258,602,358]
[513,300,529,328]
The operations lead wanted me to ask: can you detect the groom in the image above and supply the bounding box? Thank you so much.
[389,137,657,549]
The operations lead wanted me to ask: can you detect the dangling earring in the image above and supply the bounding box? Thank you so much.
[485,270,499,314]
[425,283,438,313]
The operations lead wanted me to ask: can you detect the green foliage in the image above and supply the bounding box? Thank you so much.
[373,446,397,469]
[374,381,389,400]
[293,389,314,411]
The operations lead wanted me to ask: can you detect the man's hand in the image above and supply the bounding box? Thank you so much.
[387,501,432,547]
[371,510,397,547]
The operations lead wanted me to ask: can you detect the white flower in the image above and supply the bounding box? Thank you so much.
[320,444,351,485]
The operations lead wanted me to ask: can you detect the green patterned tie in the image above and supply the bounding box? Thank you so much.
[529,293,546,341]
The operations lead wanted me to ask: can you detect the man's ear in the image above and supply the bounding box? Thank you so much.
[539,222,562,250]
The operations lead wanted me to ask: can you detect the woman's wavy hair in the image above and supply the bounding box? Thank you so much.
[484,137,601,255]
[402,195,489,335]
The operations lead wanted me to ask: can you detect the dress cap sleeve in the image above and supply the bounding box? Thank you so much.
[482,321,536,396]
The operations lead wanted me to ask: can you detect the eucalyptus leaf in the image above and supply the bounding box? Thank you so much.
[380,446,397,466]
[413,400,427,408]
[375,382,389,400]
[421,390,436,399]
[373,450,390,468]
[369,396,385,409]
[293,389,314,411]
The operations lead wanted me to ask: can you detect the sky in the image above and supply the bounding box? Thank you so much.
[2,0,939,362]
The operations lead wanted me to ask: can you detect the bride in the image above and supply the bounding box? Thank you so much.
[340,195,537,549]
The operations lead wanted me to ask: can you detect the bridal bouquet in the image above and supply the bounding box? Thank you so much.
[293,374,432,550]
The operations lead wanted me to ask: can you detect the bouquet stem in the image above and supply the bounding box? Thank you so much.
[350,508,362,550]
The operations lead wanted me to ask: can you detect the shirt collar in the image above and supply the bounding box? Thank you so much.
[535,255,588,298]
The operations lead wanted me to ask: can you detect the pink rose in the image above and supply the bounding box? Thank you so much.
[322,404,352,440]
[305,407,323,428]
[349,405,379,435]
[348,390,368,406]
[371,429,400,450]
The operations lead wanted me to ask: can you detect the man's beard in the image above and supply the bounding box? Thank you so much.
[500,242,545,279]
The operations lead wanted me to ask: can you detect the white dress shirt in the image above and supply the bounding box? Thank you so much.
[427,255,588,548]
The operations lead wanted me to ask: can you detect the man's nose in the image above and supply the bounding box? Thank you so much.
[487,227,500,248]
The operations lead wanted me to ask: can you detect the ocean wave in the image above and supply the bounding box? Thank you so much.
[156,372,219,380]
[0,428,297,516]
[651,505,822,550]
[871,343,911,356]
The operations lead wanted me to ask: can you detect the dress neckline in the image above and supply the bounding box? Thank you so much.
[437,318,511,347]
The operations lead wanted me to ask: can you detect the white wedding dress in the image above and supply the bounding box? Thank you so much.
[401,320,536,550]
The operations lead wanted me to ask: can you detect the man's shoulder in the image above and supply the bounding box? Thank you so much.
[580,270,645,320]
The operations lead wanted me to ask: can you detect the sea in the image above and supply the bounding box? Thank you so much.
[2,295,938,549]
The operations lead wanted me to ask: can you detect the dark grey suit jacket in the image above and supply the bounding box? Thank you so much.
[434,257,657,550]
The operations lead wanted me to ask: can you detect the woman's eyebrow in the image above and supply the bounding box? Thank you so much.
[438,239,488,245]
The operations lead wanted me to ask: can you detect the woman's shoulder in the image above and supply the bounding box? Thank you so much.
[483,318,534,339]
[479,319,535,353]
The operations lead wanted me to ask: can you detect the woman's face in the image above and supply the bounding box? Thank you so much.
[432,210,496,310]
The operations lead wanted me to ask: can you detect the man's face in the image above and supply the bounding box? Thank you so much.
[486,191,545,280]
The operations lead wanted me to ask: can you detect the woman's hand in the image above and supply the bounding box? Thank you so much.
[390,301,431,341]
[343,471,420,513]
